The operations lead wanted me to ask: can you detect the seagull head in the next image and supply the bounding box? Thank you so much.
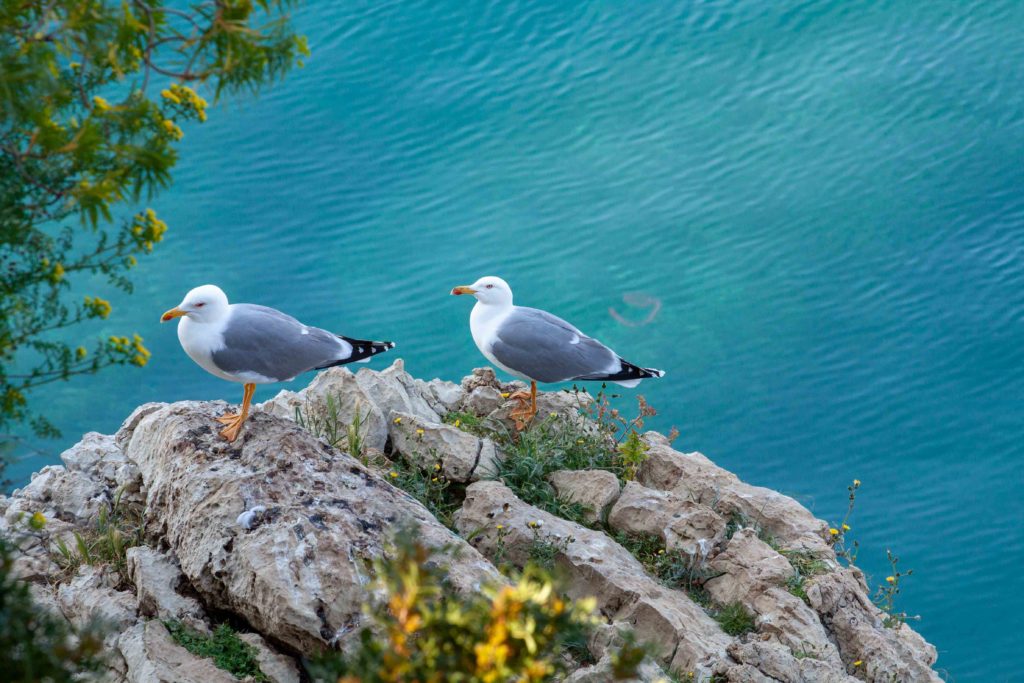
[161,284,230,323]
[451,276,513,307]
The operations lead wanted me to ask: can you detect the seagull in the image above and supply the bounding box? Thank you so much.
[450,276,664,427]
[161,284,395,442]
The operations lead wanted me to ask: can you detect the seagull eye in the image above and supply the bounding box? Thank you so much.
[195,302,205,308]
[486,284,494,289]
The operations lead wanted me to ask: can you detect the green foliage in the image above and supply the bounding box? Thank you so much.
[874,549,917,629]
[612,531,716,606]
[386,456,462,530]
[0,0,305,441]
[0,536,105,681]
[309,529,608,683]
[490,412,621,521]
[165,621,268,681]
[295,396,382,465]
[51,490,144,589]
[617,429,649,482]
[712,602,756,636]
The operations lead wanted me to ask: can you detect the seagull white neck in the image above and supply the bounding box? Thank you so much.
[469,301,512,352]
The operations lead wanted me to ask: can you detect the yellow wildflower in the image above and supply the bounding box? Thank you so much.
[853,660,863,667]
[92,96,109,110]
[389,471,398,479]
[829,528,839,536]
[500,392,510,398]
[29,511,47,529]
[886,576,896,584]
[496,524,503,530]
[415,428,424,436]
[842,523,851,532]
[853,479,861,487]
[75,346,87,360]
[453,418,461,427]
[50,262,65,282]
[160,88,181,104]
[434,463,441,471]
[393,417,402,424]
[431,477,438,483]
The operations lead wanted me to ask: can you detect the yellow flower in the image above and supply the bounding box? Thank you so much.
[658,549,665,555]
[433,463,441,471]
[389,471,398,479]
[393,417,402,424]
[29,511,47,529]
[84,296,112,319]
[92,96,109,110]
[853,479,861,487]
[75,346,87,360]
[495,524,503,530]
[886,576,896,584]
[453,418,461,427]
[50,262,65,282]
[415,428,424,436]
[160,88,181,104]
[842,523,851,532]
[431,477,438,483]
[829,528,840,536]
[500,392,510,398]
[853,660,863,667]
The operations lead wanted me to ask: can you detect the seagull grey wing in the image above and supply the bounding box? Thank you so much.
[212,304,351,382]
[490,307,619,383]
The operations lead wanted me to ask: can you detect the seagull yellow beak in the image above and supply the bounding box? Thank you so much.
[450,285,477,296]
[161,307,186,322]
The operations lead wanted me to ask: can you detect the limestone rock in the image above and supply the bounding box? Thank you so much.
[565,655,669,682]
[705,529,792,603]
[126,546,207,630]
[258,367,389,451]
[608,481,726,558]
[461,385,503,416]
[455,480,730,676]
[638,434,829,553]
[414,377,464,413]
[806,569,941,682]
[354,359,441,423]
[725,640,857,683]
[238,632,301,683]
[461,367,501,393]
[117,400,501,653]
[13,464,108,524]
[389,410,500,482]
[118,620,237,683]
[56,566,138,632]
[547,469,621,525]
[707,530,839,665]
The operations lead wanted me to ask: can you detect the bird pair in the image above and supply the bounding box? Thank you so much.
[161,276,664,442]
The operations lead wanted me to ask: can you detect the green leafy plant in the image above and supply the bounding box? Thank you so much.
[386,456,462,530]
[51,489,144,588]
[827,479,861,566]
[712,601,756,636]
[308,529,611,683]
[0,0,306,443]
[612,531,718,606]
[874,549,918,629]
[0,536,106,681]
[165,621,268,681]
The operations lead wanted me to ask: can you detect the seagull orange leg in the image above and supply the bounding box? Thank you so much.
[217,383,255,442]
[507,380,539,431]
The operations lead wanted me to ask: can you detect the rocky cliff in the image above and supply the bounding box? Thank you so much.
[0,360,941,682]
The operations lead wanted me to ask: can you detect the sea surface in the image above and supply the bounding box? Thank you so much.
[9,1,1024,678]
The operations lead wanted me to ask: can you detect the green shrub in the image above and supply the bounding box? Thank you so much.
[164,621,268,681]
[308,529,614,683]
[0,537,105,681]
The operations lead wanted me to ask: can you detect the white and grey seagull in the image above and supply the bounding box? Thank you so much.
[161,284,394,442]
[451,276,664,427]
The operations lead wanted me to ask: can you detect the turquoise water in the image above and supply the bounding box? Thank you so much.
[9,1,1024,678]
